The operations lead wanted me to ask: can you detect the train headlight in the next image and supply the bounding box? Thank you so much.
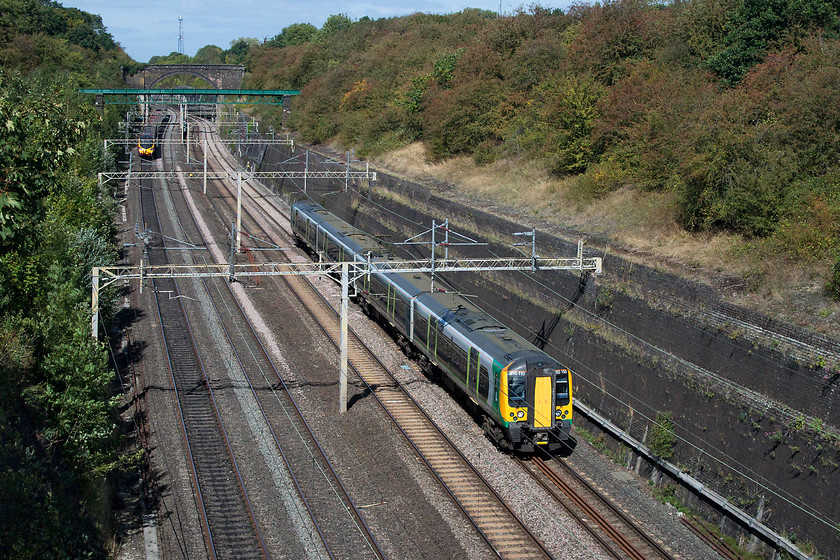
[517,410,525,419]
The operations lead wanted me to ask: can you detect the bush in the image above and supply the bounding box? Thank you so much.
[826,255,840,301]
[423,78,506,160]
[707,0,840,85]
[648,411,677,459]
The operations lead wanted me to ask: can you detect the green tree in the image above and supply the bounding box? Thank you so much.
[0,68,116,558]
[194,44,225,64]
[547,74,604,174]
[708,0,840,84]
[226,37,258,64]
[267,23,317,47]
[0,71,91,245]
[316,13,354,41]
[62,8,116,52]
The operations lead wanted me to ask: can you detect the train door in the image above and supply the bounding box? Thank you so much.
[467,347,480,395]
[386,284,395,317]
[427,317,439,358]
[525,364,554,429]
[307,221,317,247]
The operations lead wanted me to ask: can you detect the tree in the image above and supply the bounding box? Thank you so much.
[0,68,116,558]
[194,44,225,64]
[226,37,258,64]
[315,14,353,41]
[266,23,317,48]
[61,9,116,52]
[0,71,89,246]
[708,0,840,84]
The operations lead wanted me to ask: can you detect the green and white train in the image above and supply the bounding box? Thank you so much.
[291,201,573,453]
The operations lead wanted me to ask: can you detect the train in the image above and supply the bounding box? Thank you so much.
[291,200,573,453]
[137,112,169,159]
[137,126,156,159]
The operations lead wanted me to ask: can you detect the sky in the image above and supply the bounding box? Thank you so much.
[59,0,572,63]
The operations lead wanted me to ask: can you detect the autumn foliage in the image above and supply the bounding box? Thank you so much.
[246,1,840,287]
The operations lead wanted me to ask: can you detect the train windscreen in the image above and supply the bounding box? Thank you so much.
[555,370,570,406]
[139,134,153,149]
[507,370,526,407]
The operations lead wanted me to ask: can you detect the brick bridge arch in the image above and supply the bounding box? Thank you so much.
[123,64,246,89]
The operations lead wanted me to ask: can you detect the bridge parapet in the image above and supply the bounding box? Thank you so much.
[123,64,246,89]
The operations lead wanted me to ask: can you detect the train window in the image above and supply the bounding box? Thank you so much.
[438,334,466,384]
[327,239,340,261]
[507,370,526,407]
[478,365,490,399]
[555,369,570,406]
[139,133,153,148]
[468,347,479,392]
[414,315,427,345]
[393,295,407,325]
[369,276,386,303]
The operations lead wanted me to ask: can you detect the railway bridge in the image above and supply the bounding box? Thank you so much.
[123,64,246,89]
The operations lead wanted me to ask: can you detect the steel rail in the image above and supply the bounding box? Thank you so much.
[531,457,678,560]
[513,458,623,559]
[680,517,744,560]
[140,118,268,559]
[177,118,386,559]
[530,458,645,560]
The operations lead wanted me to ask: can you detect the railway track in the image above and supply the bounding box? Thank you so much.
[189,119,555,560]
[284,269,553,560]
[680,517,744,560]
[138,150,267,559]
[197,275,384,560]
[159,118,386,560]
[526,456,677,560]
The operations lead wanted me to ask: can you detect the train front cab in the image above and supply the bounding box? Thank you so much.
[499,355,573,453]
[138,132,155,159]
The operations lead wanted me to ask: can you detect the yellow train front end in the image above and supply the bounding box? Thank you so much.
[498,357,573,452]
[138,132,155,159]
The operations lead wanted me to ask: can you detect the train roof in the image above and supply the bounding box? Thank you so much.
[386,271,557,366]
[293,201,393,259]
[293,201,564,368]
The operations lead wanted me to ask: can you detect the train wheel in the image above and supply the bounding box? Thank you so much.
[419,357,437,381]
[482,415,505,447]
[396,333,414,357]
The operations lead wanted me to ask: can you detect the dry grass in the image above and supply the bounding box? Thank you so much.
[374,143,743,272]
[372,143,840,335]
